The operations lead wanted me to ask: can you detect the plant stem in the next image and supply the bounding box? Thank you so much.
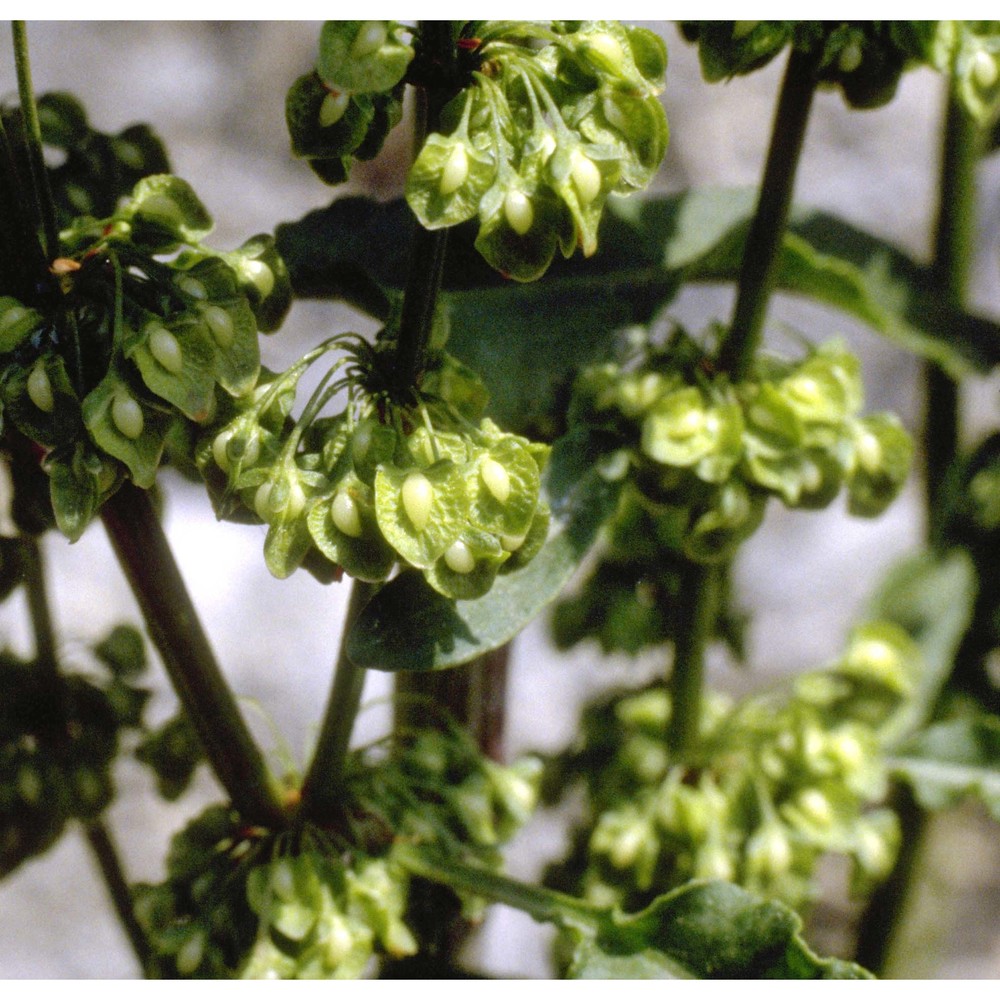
[298,580,374,822]
[924,90,979,545]
[669,50,816,754]
[20,531,150,970]
[392,21,454,397]
[853,80,982,980]
[20,535,59,682]
[394,843,601,932]
[716,47,818,380]
[11,21,58,260]
[84,820,152,975]
[667,563,718,753]
[101,483,286,827]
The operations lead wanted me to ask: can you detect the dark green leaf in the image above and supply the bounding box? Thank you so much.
[888,713,1000,820]
[277,190,1000,440]
[569,881,869,979]
[347,429,623,671]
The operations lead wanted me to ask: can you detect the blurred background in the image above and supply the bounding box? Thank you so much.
[0,21,998,977]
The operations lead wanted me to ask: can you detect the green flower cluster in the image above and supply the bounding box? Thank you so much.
[552,489,747,658]
[571,334,913,562]
[135,728,541,979]
[544,622,915,912]
[197,342,550,594]
[406,20,668,280]
[286,21,413,185]
[681,20,1000,115]
[0,625,148,879]
[0,174,290,541]
[134,810,419,980]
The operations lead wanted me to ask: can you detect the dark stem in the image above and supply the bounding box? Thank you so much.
[391,22,454,397]
[854,80,982,979]
[298,580,374,822]
[924,91,979,545]
[21,535,59,681]
[11,21,59,260]
[716,47,818,380]
[667,563,718,753]
[84,820,152,975]
[395,644,510,762]
[101,483,285,827]
[851,785,925,975]
[669,50,816,754]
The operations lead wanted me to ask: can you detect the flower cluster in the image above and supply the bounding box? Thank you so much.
[570,332,913,562]
[0,175,290,541]
[405,20,668,280]
[552,489,747,657]
[197,341,550,596]
[681,20,1000,115]
[286,21,413,185]
[0,626,148,878]
[543,622,915,911]
[135,727,541,979]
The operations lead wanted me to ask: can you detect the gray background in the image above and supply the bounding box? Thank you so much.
[0,21,998,978]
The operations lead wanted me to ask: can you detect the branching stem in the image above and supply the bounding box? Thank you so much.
[298,580,374,822]
[84,821,152,975]
[11,21,58,260]
[101,483,286,827]
[716,47,818,380]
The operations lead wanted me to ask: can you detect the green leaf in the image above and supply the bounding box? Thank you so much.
[888,713,1000,820]
[347,428,623,671]
[123,175,213,252]
[568,881,869,979]
[277,190,1000,439]
[867,548,977,743]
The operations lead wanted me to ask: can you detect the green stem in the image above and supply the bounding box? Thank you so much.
[19,532,150,969]
[101,483,286,827]
[11,21,58,260]
[854,79,982,980]
[851,785,925,975]
[21,535,58,681]
[392,22,454,397]
[669,50,816,755]
[924,90,980,545]
[716,47,818,380]
[394,843,601,932]
[84,820,152,975]
[667,563,719,753]
[298,580,374,822]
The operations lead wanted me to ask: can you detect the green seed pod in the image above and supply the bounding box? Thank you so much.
[201,305,235,348]
[503,190,534,235]
[240,259,275,299]
[177,275,207,300]
[972,48,999,88]
[570,149,602,205]
[324,910,357,967]
[745,823,793,880]
[351,21,388,59]
[27,360,55,413]
[439,143,469,195]
[331,490,364,537]
[444,539,476,574]
[112,393,144,439]
[319,89,350,128]
[401,471,433,531]
[480,457,511,504]
[148,324,184,374]
[175,928,206,976]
